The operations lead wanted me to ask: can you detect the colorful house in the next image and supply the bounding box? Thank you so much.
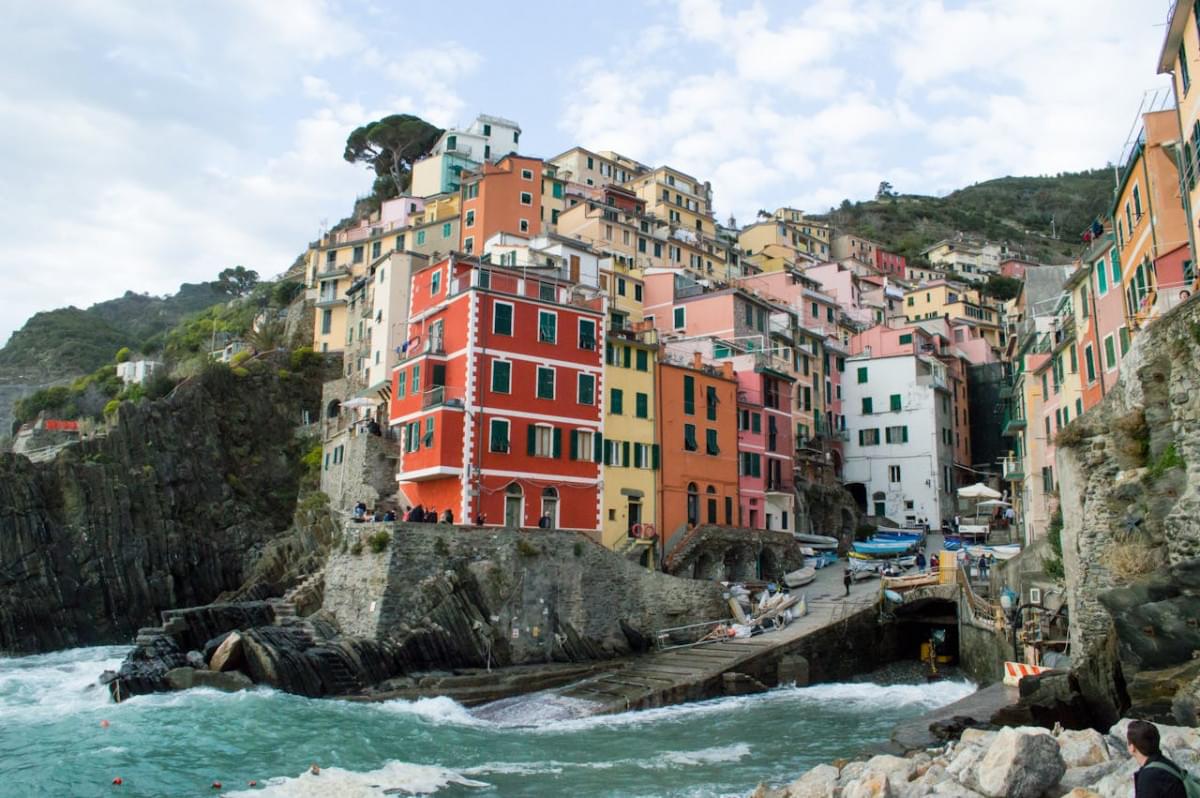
[602,323,659,554]
[388,255,606,531]
[460,155,547,256]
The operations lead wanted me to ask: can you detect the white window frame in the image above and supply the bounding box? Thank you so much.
[578,317,597,350]
[465,209,475,227]
[533,423,554,457]
[577,372,595,405]
[888,465,901,483]
[538,309,558,343]
[464,236,474,254]
[493,301,515,335]
[489,418,511,453]
[536,365,556,399]
[491,359,512,394]
[575,429,594,460]
[430,269,442,295]
[519,218,530,233]
[520,191,533,206]
[521,168,534,181]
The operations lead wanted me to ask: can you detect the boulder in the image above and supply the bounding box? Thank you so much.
[842,772,892,798]
[209,631,244,672]
[960,729,998,747]
[165,667,197,690]
[1090,758,1138,798]
[781,764,839,798]
[839,762,867,786]
[186,650,206,670]
[1056,760,1124,792]
[945,745,984,782]
[931,783,986,798]
[863,755,917,782]
[191,669,253,692]
[1056,729,1110,769]
[1059,791,1101,798]
[971,727,1066,798]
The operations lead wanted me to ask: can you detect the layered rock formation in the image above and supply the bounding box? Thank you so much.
[107,524,728,701]
[1056,296,1200,725]
[0,359,322,653]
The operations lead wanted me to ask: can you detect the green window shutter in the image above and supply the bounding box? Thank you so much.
[636,349,648,371]
[569,430,578,460]
[858,430,864,445]
[622,441,631,467]
[492,361,510,392]
[623,346,632,368]
[890,394,901,412]
[902,426,909,443]
[579,374,594,404]
[751,414,760,433]
[898,333,913,345]
[706,386,718,420]
[594,432,604,463]
[537,368,555,399]
[684,424,697,450]
[651,444,660,469]
[683,375,695,414]
[1105,337,1116,367]
[1119,327,1130,355]
[539,312,557,343]
[611,388,623,414]
[494,303,513,335]
[673,306,685,328]
[553,428,562,458]
[862,397,873,414]
[706,428,719,455]
[857,367,868,383]
[885,427,892,444]
[527,424,537,455]
[1086,346,1096,381]
[635,392,648,418]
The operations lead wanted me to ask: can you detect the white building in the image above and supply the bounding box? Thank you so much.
[115,359,162,385]
[347,251,428,396]
[842,353,957,526]
[482,231,603,289]
[429,113,521,164]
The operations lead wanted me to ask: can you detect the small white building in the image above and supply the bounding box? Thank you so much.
[347,251,428,394]
[482,231,602,289]
[842,353,957,526]
[115,359,163,385]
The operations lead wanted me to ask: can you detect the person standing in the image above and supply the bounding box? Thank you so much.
[916,550,927,571]
[1127,720,1189,798]
[843,568,852,597]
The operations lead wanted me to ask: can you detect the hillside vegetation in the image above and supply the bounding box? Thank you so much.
[824,169,1114,265]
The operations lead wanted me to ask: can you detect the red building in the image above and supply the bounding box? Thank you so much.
[388,255,605,530]
[874,248,907,279]
[460,155,546,256]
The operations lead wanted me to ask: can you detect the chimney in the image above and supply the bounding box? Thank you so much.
[721,362,734,379]
[692,351,703,370]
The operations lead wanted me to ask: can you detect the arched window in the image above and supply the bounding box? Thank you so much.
[686,483,699,526]
[706,485,718,524]
[541,487,558,528]
[326,399,341,419]
[504,482,524,528]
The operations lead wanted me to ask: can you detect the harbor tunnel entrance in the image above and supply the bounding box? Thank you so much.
[889,596,960,670]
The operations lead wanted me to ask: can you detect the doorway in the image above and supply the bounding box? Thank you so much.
[504,483,524,527]
[541,487,559,528]
[627,498,642,535]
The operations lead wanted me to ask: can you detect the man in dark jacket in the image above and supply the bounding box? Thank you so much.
[1127,720,1187,798]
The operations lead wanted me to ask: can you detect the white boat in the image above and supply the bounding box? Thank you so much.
[794,533,839,549]
[783,566,817,588]
[966,543,1022,560]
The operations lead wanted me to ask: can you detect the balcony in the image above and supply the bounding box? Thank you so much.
[316,265,351,280]
[421,385,463,409]
[315,291,346,308]
[1002,455,1025,482]
[1001,412,1026,436]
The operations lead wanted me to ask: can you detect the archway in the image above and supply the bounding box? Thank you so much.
[686,483,699,526]
[326,399,341,419]
[693,550,719,580]
[846,482,867,512]
[504,483,524,527]
[541,487,558,528]
[757,546,780,581]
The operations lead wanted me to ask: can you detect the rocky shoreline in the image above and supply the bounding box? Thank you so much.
[752,719,1200,798]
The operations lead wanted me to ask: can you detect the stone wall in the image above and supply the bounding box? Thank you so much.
[322,525,729,666]
[1056,294,1200,724]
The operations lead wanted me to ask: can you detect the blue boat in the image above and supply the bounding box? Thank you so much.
[874,531,922,542]
[852,539,915,557]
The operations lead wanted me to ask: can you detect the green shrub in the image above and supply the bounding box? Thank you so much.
[231,366,250,378]
[290,346,322,371]
[230,350,252,367]
[1146,442,1185,480]
[516,538,540,557]
[103,399,121,417]
[1043,557,1065,579]
[350,541,363,555]
[114,347,131,363]
[367,530,391,553]
[298,491,329,512]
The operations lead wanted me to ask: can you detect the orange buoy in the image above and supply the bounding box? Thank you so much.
[112,777,123,785]
[211,781,222,789]
[100,720,110,728]
[248,780,257,787]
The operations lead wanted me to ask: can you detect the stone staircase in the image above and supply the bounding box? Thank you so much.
[267,597,299,626]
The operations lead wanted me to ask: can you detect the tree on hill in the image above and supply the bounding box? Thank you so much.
[218,266,259,297]
[344,114,444,199]
[983,274,1023,301]
[876,181,896,200]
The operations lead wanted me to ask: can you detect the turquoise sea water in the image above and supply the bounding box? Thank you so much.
[1,646,973,797]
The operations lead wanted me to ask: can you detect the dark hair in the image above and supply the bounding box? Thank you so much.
[1127,720,1162,756]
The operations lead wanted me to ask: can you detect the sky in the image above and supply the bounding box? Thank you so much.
[0,0,1173,344]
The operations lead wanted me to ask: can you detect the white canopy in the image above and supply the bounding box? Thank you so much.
[958,482,1003,499]
[977,499,1011,508]
[340,397,376,410]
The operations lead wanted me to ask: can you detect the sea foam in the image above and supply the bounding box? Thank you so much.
[224,762,488,797]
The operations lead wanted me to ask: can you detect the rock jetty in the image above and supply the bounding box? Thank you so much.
[752,720,1200,798]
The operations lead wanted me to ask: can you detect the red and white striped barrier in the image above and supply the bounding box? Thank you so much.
[1003,661,1050,686]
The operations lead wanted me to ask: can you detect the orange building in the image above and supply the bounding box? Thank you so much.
[460,155,546,256]
[655,353,739,544]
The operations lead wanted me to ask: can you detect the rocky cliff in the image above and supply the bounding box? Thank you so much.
[0,358,322,654]
[1056,295,1200,726]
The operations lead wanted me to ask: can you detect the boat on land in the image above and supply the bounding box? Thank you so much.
[851,539,915,557]
[794,532,839,549]
[783,566,817,588]
[966,543,1022,560]
[875,526,925,540]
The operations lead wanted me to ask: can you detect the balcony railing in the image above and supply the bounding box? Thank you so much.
[422,386,464,409]
[1002,455,1025,482]
[451,269,604,312]
[1001,411,1026,436]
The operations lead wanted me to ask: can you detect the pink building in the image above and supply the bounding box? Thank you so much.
[1000,257,1037,280]
[804,262,871,326]
[730,352,795,531]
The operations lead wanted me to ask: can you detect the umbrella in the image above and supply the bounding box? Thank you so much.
[958,482,1002,499]
[341,397,376,410]
[977,499,1010,508]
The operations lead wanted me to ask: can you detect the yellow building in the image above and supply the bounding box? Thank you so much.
[772,208,831,253]
[602,324,659,563]
[409,194,461,257]
[548,146,649,189]
[626,166,727,271]
[904,280,1005,351]
[1158,5,1200,279]
[738,219,822,273]
[1003,347,1052,544]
